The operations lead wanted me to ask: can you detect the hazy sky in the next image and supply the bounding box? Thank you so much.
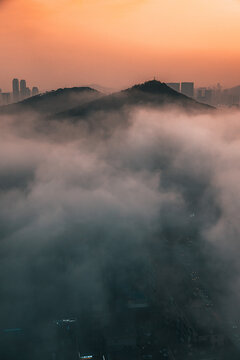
[1,0,240,91]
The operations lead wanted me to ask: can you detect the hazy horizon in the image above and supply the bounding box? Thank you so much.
[1,0,240,91]
[1,78,240,95]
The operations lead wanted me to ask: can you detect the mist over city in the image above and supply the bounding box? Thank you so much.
[1,1,240,360]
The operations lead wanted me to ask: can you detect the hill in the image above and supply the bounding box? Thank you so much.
[56,80,213,120]
[0,87,101,115]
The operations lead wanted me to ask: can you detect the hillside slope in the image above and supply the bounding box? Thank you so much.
[56,80,213,119]
[0,87,101,115]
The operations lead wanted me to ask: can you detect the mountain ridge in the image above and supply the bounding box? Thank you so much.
[0,87,101,115]
[0,80,214,119]
[55,80,214,119]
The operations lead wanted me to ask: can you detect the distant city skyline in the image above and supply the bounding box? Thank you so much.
[0,77,239,108]
[1,76,239,94]
[0,78,39,105]
[0,77,240,95]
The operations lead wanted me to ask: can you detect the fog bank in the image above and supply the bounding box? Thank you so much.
[0,107,240,333]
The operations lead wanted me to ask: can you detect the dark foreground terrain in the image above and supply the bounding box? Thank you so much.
[1,81,238,360]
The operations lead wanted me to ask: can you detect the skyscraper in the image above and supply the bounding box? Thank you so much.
[20,79,27,100]
[181,82,194,98]
[32,87,39,96]
[205,89,213,105]
[26,87,31,98]
[12,78,20,102]
[166,83,180,92]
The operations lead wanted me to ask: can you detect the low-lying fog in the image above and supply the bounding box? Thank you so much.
[0,107,240,330]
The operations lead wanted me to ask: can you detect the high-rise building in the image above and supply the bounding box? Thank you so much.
[26,87,31,98]
[32,87,39,96]
[20,79,27,100]
[196,88,213,105]
[196,87,205,103]
[205,89,213,105]
[181,82,194,98]
[214,83,222,106]
[12,78,20,102]
[166,83,180,92]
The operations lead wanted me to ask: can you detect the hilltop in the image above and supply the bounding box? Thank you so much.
[56,80,213,119]
[0,87,101,115]
[0,81,214,119]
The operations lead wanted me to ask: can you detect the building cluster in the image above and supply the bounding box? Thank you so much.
[195,84,240,107]
[167,82,194,98]
[0,78,39,105]
[167,82,240,107]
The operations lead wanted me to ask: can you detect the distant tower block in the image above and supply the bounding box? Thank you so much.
[181,82,194,98]
[166,83,180,92]
[12,78,20,102]
[26,87,31,98]
[20,79,27,100]
[32,87,39,96]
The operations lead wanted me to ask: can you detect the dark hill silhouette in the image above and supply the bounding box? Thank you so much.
[0,87,101,115]
[56,80,213,120]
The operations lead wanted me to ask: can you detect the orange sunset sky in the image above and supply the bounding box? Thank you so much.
[1,0,240,91]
